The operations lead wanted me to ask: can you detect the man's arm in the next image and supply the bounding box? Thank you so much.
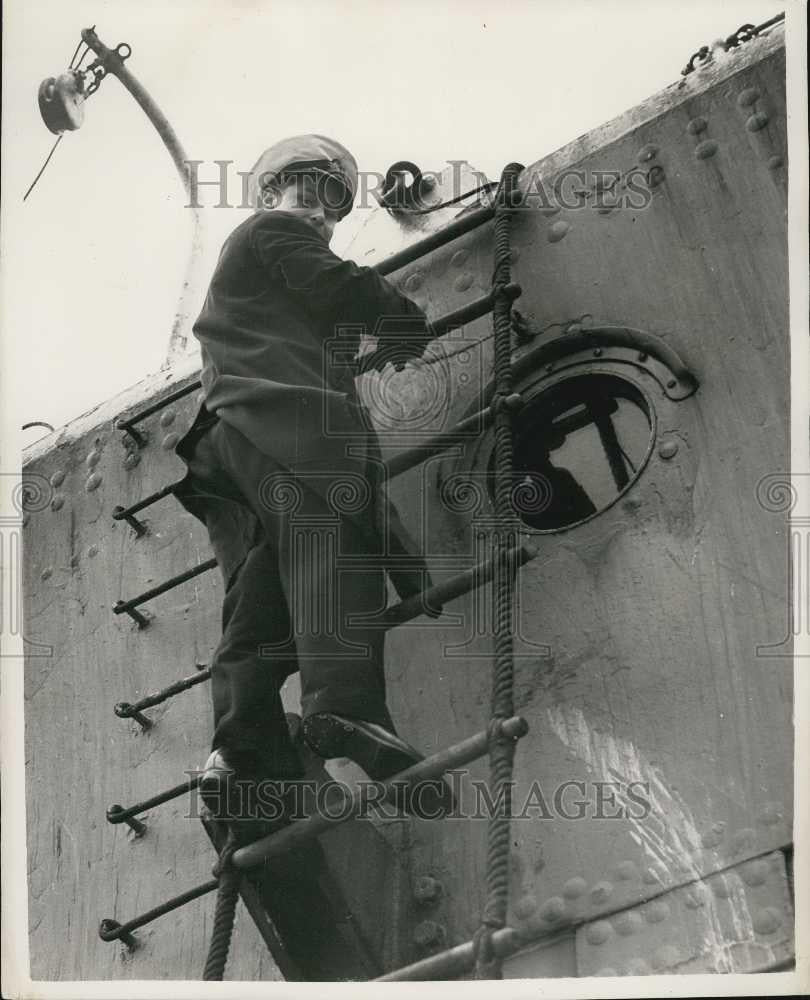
[250,211,431,364]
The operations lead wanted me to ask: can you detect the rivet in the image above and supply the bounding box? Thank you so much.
[547,220,570,243]
[453,273,474,292]
[562,876,587,900]
[752,907,782,935]
[49,470,65,488]
[644,900,670,923]
[658,438,678,460]
[741,859,769,886]
[406,272,424,292]
[87,544,99,558]
[412,875,443,903]
[589,881,613,905]
[695,140,719,160]
[767,155,783,170]
[615,861,638,881]
[702,823,726,849]
[638,144,658,162]
[539,896,566,922]
[50,494,65,511]
[162,432,181,450]
[710,875,733,899]
[687,116,708,134]
[646,165,666,187]
[642,866,664,885]
[746,112,769,132]
[636,352,648,363]
[545,364,554,373]
[760,802,783,825]
[86,450,101,468]
[513,893,538,919]
[450,249,470,268]
[585,919,612,945]
[123,453,141,470]
[592,347,602,357]
[159,409,176,428]
[613,911,643,936]
[625,958,650,976]
[732,827,756,853]
[86,472,102,492]
[738,87,761,107]
[40,567,53,581]
[684,887,707,909]
[413,919,446,949]
[652,945,681,970]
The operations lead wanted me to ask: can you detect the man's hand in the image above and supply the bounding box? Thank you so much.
[358,339,429,374]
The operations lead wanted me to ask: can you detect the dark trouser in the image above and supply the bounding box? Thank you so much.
[177,419,394,777]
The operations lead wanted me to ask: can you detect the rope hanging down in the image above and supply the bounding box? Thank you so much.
[202,830,241,980]
[472,161,526,980]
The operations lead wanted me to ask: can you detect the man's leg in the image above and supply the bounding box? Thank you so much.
[206,420,454,815]
[209,538,302,778]
[176,425,304,820]
[208,420,396,727]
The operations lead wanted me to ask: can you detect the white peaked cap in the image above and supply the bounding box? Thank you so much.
[247,133,359,215]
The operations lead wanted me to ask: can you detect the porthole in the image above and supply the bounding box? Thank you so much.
[487,372,655,532]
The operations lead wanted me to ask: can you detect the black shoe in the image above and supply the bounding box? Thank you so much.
[301,713,456,819]
[200,748,300,828]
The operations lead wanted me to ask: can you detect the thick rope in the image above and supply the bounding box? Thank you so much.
[202,830,240,981]
[473,162,525,980]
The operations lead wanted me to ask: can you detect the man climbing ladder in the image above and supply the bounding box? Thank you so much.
[172,134,456,823]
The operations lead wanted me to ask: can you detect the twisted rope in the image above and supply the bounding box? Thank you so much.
[202,830,241,981]
[473,162,525,980]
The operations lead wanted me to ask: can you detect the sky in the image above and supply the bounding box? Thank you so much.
[1,0,788,446]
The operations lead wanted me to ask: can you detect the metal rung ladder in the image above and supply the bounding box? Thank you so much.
[102,168,533,981]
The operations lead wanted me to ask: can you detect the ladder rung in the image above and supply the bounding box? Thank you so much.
[113,482,179,535]
[99,878,218,943]
[231,714,528,871]
[115,665,212,722]
[376,925,526,981]
[377,544,533,628]
[385,405,493,480]
[113,558,218,624]
[375,205,495,277]
[116,379,202,446]
[357,291,497,376]
[106,776,200,826]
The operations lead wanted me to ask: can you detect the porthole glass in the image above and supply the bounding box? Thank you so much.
[487,372,655,531]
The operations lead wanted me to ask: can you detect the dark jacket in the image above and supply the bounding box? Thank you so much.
[174,210,431,596]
